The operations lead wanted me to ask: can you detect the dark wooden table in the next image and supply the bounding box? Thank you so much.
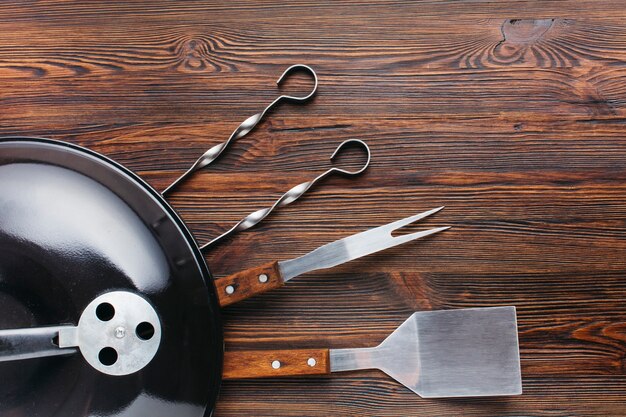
[2,1,626,416]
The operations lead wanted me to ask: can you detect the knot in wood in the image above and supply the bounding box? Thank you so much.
[176,36,212,71]
[502,19,555,44]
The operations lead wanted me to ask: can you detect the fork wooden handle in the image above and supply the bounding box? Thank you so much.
[215,261,284,307]
[223,348,331,379]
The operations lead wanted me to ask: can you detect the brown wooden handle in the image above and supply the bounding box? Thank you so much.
[223,348,331,379]
[215,261,284,307]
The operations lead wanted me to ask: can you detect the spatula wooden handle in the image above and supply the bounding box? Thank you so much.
[223,349,331,379]
[215,261,283,307]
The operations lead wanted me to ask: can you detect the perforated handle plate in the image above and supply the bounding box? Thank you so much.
[59,291,162,376]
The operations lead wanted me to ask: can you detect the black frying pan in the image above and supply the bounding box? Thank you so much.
[0,137,222,417]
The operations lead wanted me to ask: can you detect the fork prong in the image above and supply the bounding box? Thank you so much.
[390,226,451,247]
[377,206,445,235]
[279,207,449,281]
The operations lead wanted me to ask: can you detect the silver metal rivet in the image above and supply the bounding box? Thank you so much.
[307,357,316,367]
[258,274,268,283]
[114,327,126,339]
[225,285,235,295]
[271,360,281,369]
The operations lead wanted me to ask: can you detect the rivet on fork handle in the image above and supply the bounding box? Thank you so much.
[216,261,284,307]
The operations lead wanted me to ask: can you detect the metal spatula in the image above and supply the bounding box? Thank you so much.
[223,306,522,398]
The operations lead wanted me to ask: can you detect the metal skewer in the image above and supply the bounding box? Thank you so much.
[200,139,371,250]
[163,64,318,195]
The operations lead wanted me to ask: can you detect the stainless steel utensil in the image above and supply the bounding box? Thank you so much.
[331,306,522,397]
[163,64,318,195]
[223,306,522,398]
[161,65,371,250]
[215,206,449,306]
[201,138,371,250]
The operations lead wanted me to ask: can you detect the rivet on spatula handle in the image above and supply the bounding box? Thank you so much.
[215,261,284,307]
[223,349,331,379]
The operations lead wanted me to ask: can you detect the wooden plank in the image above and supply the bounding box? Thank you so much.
[1,1,626,416]
[2,18,626,75]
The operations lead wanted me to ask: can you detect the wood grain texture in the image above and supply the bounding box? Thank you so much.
[223,348,330,379]
[216,260,283,307]
[1,1,626,416]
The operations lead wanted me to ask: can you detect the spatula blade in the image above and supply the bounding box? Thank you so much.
[386,306,522,398]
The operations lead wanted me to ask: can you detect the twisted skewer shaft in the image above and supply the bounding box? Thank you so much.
[162,65,318,195]
[200,139,371,250]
